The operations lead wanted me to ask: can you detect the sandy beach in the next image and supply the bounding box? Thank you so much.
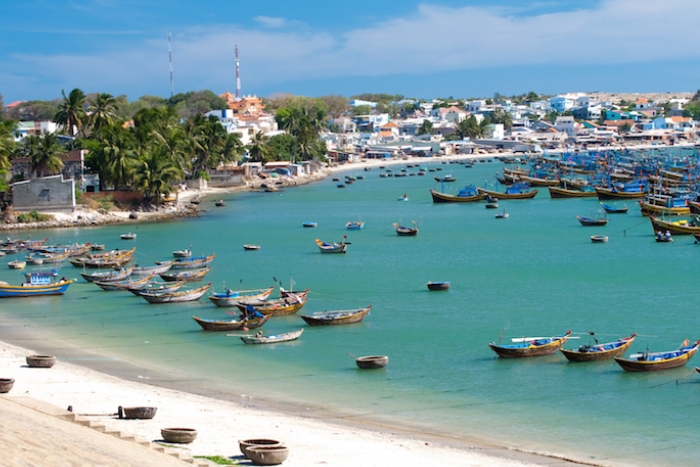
[0,339,592,467]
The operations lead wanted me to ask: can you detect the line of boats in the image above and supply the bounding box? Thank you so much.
[489,330,700,372]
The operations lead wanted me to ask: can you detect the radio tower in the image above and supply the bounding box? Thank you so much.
[235,45,241,100]
[168,32,174,97]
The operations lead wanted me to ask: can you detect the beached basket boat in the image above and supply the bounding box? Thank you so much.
[160,427,197,443]
[239,439,284,458]
[0,378,14,393]
[119,406,157,420]
[247,445,290,465]
[26,355,56,368]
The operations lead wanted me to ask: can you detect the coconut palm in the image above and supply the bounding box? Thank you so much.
[132,147,183,203]
[246,131,271,162]
[54,88,87,148]
[88,93,119,136]
[25,134,65,177]
[0,120,16,171]
[417,119,434,136]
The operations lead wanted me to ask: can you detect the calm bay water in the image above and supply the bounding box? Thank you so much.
[1,155,699,466]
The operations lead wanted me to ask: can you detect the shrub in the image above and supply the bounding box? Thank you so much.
[16,210,52,223]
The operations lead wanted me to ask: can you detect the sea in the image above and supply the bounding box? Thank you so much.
[1,151,699,467]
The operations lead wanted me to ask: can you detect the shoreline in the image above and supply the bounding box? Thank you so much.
[0,338,602,467]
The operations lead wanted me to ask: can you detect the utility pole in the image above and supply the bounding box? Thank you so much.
[168,32,174,98]
[235,45,241,100]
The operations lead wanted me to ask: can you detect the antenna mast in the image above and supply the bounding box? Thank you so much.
[235,44,241,100]
[168,32,174,98]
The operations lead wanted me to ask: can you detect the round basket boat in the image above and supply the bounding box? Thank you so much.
[247,445,290,465]
[0,378,15,393]
[243,244,261,251]
[119,406,157,420]
[590,235,608,243]
[161,427,197,444]
[239,439,284,458]
[355,355,389,369]
[26,355,56,368]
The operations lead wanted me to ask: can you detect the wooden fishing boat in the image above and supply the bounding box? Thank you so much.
[240,328,303,344]
[167,253,216,269]
[139,283,212,304]
[40,250,71,263]
[25,255,43,265]
[192,313,269,331]
[173,248,192,258]
[8,259,26,270]
[649,216,700,236]
[655,231,674,242]
[355,355,388,369]
[120,232,137,240]
[547,186,598,198]
[90,244,105,251]
[215,199,225,207]
[429,185,485,203]
[590,235,608,243]
[243,244,260,250]
[132,261,173,276]
[128,280,185,296]
[159,267,210,282]
[427,281,450,291]
[69,247,136,268]
[561,333,636,362]
[236,290,309,316]
[594,186,647,200]
[601,203,628,214]
[302,221,317,228]
[208,286,275,307]
[345,221,364,230]
[299,305,371,326]
[494,209,509,219]
[434,175,457,183]
[614,340,699,372]
[81,267,134,283]
[639,200,690,217]
[315,238,348,253]
[517,174,559,187]
[577,215,608,226]
[489,331,571,358]
[0,272,72,298]
[393,223,418,236]
[478,183,538,200]
[94,274,154,291]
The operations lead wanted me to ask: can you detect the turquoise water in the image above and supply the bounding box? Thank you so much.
[1,156,699,466]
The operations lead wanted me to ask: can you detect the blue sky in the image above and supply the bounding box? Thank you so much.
[2,0,699,103]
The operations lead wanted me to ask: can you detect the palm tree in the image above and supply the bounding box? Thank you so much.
[88,93,118,136]
[0,120,16,171]
[247,131,271,162]
[417,119,434,136]
[26,134,65,177]
[54,88,87,148]
[132,147,183,203]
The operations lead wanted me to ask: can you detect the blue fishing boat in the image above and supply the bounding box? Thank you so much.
[345,221,364,230]
[489,331,572,358]
[0,271,72,298]
[302,221,317,228]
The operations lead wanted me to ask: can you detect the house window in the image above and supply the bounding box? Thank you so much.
[39,189,49,197]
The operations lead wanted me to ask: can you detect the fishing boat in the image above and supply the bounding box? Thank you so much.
[315,238,348,254]
[614,340,699,372]
[168,253,216,269]
[243,244,260,250]
[0,271,72,298]
[215,199,225,207]
[655,230,673,243]
[302,221,317,228]
[132,261,173,276]
[547,186,598,198]
[434,175,457,183]
[240,328,304,345]
[489,331,572,358]
[8,260,26,270]
[590,235,609,243]
[594,185,647,200]
[427,281,450,291]
[25,255,43,265]
[345,221,364,230]
[576,215,608,226]
[192,312,269,331]
[127,280,185,296]
[355,355,388,369]
[69,247,136,268]
[173,248,192,258]
[159,267,210,282]
[236,290,309,316]
[94,274,154,291]
[81,267,134,283]
[208,286,275,307]
[649,216,700,236]
[495,209,509,219]
[478,182,538,200]
[429,185,485,203]
[299,305,371,326]
[120,233,137,240]
[397,194,409,201]
[561,333,637,362]
[40,250,71,263]
[90,244,105,251]
[139,283,212,304]
[393,223,418,236]
[601,203,628,214]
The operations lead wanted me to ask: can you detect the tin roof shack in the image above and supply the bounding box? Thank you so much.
[11,175,75,212]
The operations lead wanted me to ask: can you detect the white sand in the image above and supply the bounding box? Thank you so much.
[0,340,590,467]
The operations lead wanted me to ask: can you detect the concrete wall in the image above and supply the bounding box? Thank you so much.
[208,172,245,188]
[12,175,75,211]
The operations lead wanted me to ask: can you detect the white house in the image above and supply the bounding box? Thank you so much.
[550,95,575,113]
[554,116,576,136]
[467,100,487,112]
[349,99,377,108]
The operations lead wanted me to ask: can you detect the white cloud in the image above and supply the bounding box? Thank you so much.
[6,0,700,98]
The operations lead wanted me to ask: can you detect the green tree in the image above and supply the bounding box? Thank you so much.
[352,105,372,116]
[54,88,87,148]
[25,134,65,177]
[267,133,299,161]
[0,120,15,171]
[88,93,119,137]
[132,147,183,203]
[417,119,434,136]
[246,131,271,162]
[184,114,241,178]
[318,95,349,119]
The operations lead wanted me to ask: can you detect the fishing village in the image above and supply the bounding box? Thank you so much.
[11,0,700,462]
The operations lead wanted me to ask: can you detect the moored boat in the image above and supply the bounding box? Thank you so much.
[614,340,699,372]
[427,281,450,291]
[392,223,418,236]
[128,280,185,296]
[192,312,269,331]
[299,305,371,326]
[81,267,134,283]
[429,185,485,203]
[478,182,538,200]
[236,290,309,316]
[240,328,304,344]
[561,333,637,362]
[355,355,388,369]
[173,248,192,258]
[577,215,608,226]
[547,186,598,198]
[208,286,275,307]
[120,232,137,240]
[601,203,628,214]
[139,282,212,303]
[0,272,72,298]
[168,253,216,269]
[649,216,700,236]
[159,267,210,282]
[345,221,364,230]
[315,238,348,253]
[132,261,173,276]
[489,331,572,358]
[8,259,26,270]
[590,235,608,243]
[94,274,154,291]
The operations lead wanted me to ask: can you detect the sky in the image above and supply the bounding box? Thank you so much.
[2,0,700,103]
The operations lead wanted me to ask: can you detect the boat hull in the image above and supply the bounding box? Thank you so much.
[614,349,697,371]
[299,306,371,326]
[594,187,647,200]
[240,329,303,344]
[561,334,636,362]
[192,314,269,331]
[489,332,571,358]
[0,281,71,298]
[547,187,598,198]
[478,188,538,200]
[650,216,700,236]
[429,190,485,203]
